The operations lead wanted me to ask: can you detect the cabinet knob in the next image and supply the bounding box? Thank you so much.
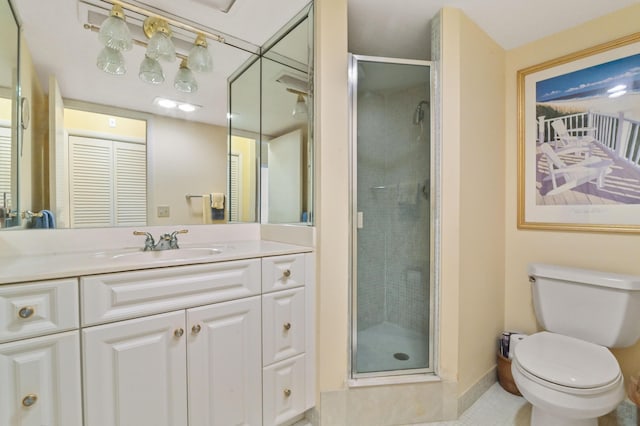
[18,306,35,319]
[283,269,291,278]
[192,324,201,334]
[22,393,38,407]
[174,328,184,338]
[283,322,292,331]
[283,388,292,397]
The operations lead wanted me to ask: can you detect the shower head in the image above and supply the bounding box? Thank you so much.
[413,100,429,125]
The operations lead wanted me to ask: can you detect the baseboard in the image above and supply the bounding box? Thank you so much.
[457,366,497,415]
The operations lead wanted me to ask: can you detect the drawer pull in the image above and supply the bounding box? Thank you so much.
[283,388,292,397]
[192,324,202,334]
[18,306,35,319]
[283,269,291,278]
[22,394,38,407]
[174,328,184,338]
[283,322,292,331]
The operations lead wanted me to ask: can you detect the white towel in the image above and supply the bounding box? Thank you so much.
[397,182,418,205]
[210,193,225,209]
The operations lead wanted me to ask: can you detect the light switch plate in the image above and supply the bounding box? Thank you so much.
[157,205,170,218]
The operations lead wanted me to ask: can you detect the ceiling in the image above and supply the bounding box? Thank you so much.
[348,0,640,60]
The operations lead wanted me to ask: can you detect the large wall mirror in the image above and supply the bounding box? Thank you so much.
[1,0,313,230]
[229,7,313,225]
[0,0,18,229]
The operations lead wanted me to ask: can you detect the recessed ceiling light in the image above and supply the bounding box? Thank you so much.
[178,103,196,112]
[156,98,177,108]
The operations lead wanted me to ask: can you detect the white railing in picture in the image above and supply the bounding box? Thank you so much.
[538,112,640,168]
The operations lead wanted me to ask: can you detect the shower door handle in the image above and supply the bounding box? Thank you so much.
[357,212,364,229]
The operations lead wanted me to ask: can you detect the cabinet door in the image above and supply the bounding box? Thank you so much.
[187,296,262,426]
[0,331,82,426]
[82,310,187,426]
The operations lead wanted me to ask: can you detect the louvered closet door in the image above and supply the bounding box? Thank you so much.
[69,136,147,228]
[114,141,146,226]
[69,136,113,227]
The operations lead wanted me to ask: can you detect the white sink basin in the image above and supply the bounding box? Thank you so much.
[108,247,223,262]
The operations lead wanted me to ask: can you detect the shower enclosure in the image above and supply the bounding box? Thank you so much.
[349,55,434,378]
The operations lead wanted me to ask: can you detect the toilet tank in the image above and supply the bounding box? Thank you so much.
[528,263,640,348]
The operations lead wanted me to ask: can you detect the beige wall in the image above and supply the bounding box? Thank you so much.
[148,116,227,226]
[504,3,640,386]
[446,9,506,395]
[315,0,350,393]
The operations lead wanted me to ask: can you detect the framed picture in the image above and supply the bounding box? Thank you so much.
[517,32,640,233]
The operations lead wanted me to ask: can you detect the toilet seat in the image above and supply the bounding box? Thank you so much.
[514,332,621,393]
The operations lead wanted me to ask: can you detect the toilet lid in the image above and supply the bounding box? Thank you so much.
[514,332,620,389]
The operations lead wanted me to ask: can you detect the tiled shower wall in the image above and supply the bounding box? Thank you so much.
[356,83,431,335]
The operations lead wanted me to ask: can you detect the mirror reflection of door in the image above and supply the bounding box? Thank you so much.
[265,129,302,223]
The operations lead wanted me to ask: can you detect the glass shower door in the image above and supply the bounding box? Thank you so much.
[350,55,434,377]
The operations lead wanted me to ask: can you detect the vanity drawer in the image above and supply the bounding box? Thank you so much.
[262,254,306,293]
[263,354,306,426]
[0,279,79,343]
[81,259,260,326]
[262,287,305,366]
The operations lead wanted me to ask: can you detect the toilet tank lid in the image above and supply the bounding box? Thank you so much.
[529,263,640,291]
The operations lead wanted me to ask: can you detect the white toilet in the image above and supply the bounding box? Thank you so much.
[512,263,640,426]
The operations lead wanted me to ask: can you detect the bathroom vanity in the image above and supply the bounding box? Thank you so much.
[0,239,315,426]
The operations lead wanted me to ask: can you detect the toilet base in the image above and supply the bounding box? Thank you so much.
[532,406,597,426]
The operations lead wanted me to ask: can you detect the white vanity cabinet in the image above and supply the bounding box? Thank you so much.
[0,245,315,426]
[81,259,263,426]
[0,279,82,426]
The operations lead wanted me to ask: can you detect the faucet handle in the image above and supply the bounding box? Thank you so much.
[168,229,188,249]
[133,231,155,251]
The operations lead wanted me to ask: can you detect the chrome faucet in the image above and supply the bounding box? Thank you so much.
[133,229,188,251]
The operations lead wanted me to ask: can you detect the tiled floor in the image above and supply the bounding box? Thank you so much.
[414,382,639,426]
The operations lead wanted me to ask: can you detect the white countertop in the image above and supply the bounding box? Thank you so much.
[0,240,312,285]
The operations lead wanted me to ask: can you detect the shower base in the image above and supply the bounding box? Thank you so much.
[355,321,429,374]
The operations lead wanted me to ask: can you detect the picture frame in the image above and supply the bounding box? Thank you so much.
[517,32,640,233]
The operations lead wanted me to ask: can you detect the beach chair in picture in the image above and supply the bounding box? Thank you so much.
[540,143,613,196]
[551,119,596,155]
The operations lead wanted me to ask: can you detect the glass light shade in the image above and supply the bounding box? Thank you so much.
[96,46,126,75]
[146,32,176,62]
[188,44,213,73]
[174,62,198,93]
[98,15,132,51]
[139,55,165,84]
[292,94,308,119]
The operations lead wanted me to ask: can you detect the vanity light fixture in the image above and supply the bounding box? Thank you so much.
[187,34,213,73]
[96,46,126,75]
[174,59,198,93]
[97,4,133,51]
[143,17,176,62]
[287,88,308,119]
[139,54,165,84]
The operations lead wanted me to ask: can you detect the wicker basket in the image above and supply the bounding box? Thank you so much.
[497,352,522,396]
